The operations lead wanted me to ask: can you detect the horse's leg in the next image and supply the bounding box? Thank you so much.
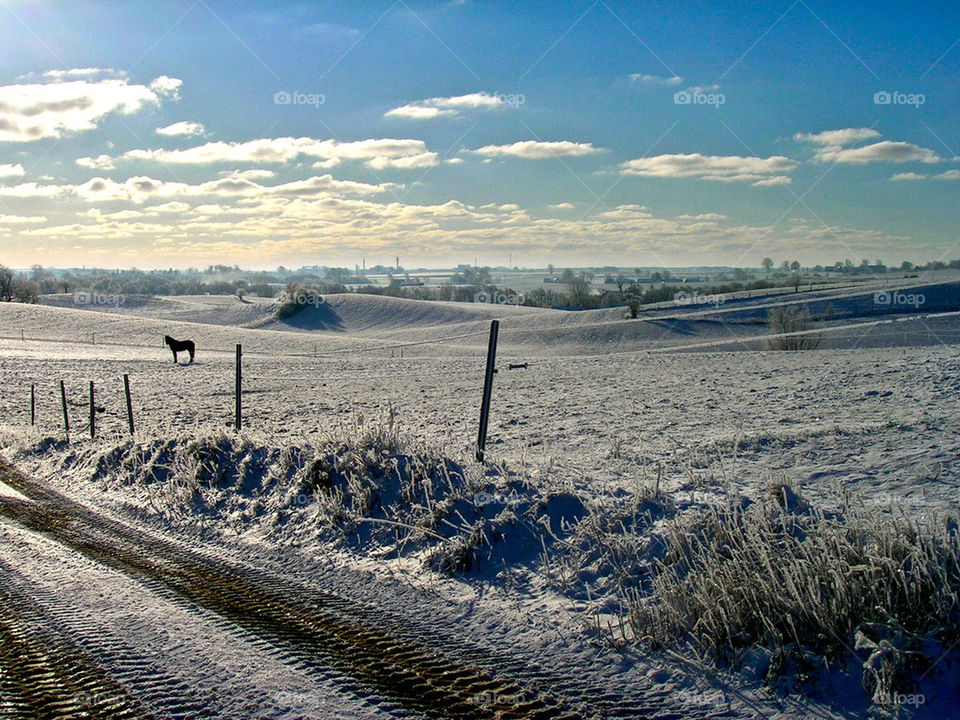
[188,348,194,364]
[172,350,178,363]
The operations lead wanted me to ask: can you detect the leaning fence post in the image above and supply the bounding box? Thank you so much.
[60,380,69,438]
[30,384,35,426]
[123,374,135,436]
[89,380,95,439]
[475,320,499,462]
[235,344,242,430]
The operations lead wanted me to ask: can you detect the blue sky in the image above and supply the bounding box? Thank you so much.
[0,0,957,269]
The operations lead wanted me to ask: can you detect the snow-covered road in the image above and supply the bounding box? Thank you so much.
[0,460,684,720]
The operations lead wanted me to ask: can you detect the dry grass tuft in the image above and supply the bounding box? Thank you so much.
[627,490,960,695]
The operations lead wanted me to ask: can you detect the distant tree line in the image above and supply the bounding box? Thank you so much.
[2,257,958,313]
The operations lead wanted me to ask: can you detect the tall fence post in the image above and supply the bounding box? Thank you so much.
[60,380,69,438]
[235,344,242,430]
[89,380,95,439]
[476,320,499,462]
[30,384,35,426]
[123,374,135,436]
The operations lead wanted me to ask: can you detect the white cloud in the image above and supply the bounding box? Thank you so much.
[71,173,392,204]
[795,128,881,146]
[629,74,683,86]
[549,202,574,209]
[890,172,926,181]
[367,152,439,170]
[934,169,960,180]
[386,105,456,120]
[0,163,25,178]
[156,121,205,137]
[385,92,505,120]
[814,141,941,165]
[121,136,437,169]
[0,74,181,142]
[42,68,124,80]
[795,129,943,165]
[149,76,182,98]
[677,213,728,221]
[0,182,65,198]
[145,201,190,214]
[620,153,799,184]
[469,140,599,159]
[751,175,793,187]
[218,169,276,180]
[0,214,46,224]
[76,154,117,170]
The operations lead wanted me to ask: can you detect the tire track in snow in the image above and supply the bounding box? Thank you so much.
[0,579,149,720]
[0,459,653,720]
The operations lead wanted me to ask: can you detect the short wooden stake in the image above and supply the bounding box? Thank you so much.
[60,380,69,438]
[30,384,35,426]
[123,374,135,436]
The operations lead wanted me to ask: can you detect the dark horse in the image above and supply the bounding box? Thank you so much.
[164,335,195,364]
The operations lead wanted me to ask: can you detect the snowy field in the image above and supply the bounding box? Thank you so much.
[1,287,959,719]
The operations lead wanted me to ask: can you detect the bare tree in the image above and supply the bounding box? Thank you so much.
[0,264,13,302]
[12,278,39,303]
[768,307,821,350]
[567,278,592,308]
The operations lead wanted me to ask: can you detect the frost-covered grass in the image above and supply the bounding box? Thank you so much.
[626,484,960,701]
[3,414,589,575]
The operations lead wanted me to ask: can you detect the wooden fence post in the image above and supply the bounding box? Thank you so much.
[123,374,135,436]
[235,344,242,430]
[30,384,35,426]
[476,320,499,462]
[89,381,95,439]
[60,380,69,438]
